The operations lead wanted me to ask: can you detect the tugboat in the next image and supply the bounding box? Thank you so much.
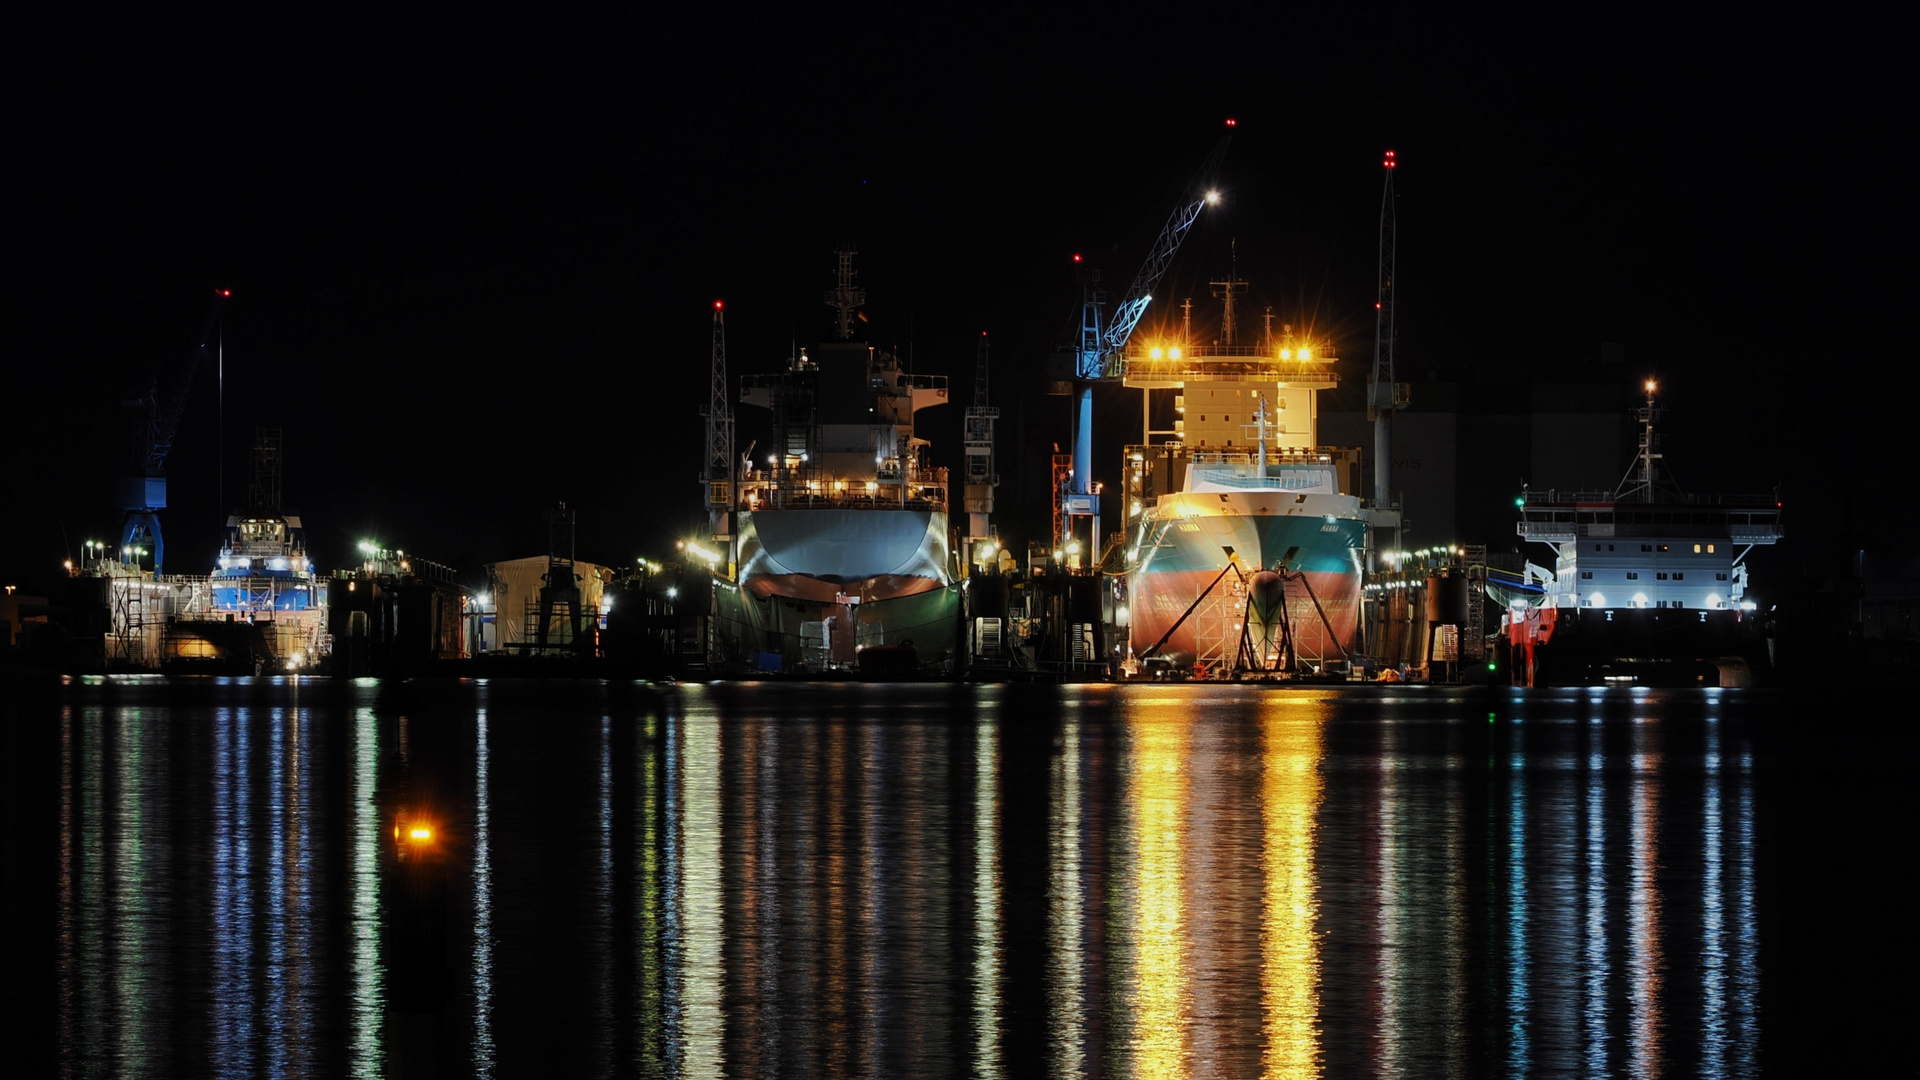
[1503,380,1782,686]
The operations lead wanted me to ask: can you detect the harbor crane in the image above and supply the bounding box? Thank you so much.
[1060,121,1231,554]
[117,287,230,575]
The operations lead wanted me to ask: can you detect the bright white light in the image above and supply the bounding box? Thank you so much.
[1740,600,1757,612]
[667,586,678,599]
[1205,190,1221,205]
[1631,592,1650,608]
[1706,593,1723,609]
[1589,592,1607,607]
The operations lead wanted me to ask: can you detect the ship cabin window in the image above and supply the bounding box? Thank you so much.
[1708,544,1716,553]
[1673,573,1684,580]
[1580,571,1593,579]
[1658,544,1669,552]
[1693,544,1702,553]
[1594,545,1601,552]
[1608,544,1615,551]
[1641,544,1652,552]
[1716,573,1728,581]
[1626,572,1639,580]
[1656,572,1667,580]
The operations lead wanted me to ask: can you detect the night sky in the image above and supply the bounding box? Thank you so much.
[6,13,1903,595]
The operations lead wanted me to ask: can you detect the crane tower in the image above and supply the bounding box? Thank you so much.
[962,332,999,564]
[1367,150,1410,513]
[703,300,735,557]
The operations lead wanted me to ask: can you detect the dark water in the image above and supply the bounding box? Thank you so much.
[0,677,1903,1077]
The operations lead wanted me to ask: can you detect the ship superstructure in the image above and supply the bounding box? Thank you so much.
[715,250,957,673]
[202,429,329,667]
[1506,380,1782,685]
[1122,293,1368,674]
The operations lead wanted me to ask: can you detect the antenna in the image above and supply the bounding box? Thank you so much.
[1210,239,1247,345]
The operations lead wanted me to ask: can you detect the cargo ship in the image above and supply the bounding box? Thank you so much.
[1501,380,1782,686]
[1120,303,1367,674]
[711,250,959,674]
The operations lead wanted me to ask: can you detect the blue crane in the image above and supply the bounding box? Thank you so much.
[117,287,230,574]
[1061,122,1231,552]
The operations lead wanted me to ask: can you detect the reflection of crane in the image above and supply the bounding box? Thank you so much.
[118,288,230,574]
[1062,122,1231,551]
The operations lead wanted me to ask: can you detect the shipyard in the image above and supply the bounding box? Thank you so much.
[0,134,1886,687]
[3,17,1910,1079]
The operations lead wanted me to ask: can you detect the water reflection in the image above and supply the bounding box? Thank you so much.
[1259,700,1323,1079]
[29,681,1788,1078]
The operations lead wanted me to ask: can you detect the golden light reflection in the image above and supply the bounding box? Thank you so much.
[1261,702,1325,1079]
[1132,717,1191,1075]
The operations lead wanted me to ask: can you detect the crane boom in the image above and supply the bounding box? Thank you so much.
[116,287,229,574]
[1075,128,1232,380]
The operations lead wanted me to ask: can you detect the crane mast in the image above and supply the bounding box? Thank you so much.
[1367,150,1407,512]
[1062,122,1232,552]
[962,332,1000,565]
[703,300,735,564]
[117,287,230,575]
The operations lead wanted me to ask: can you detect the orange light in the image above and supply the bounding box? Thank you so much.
[409,827,433,842]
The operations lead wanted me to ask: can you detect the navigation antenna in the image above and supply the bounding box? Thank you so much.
[825,246,866,341]
[1211,239,1247,345]
[703,300,735,551]
[1368,150,1408,511]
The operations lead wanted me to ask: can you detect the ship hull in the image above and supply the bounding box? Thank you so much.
[716,508,959,673]
[1129,494,1365,668]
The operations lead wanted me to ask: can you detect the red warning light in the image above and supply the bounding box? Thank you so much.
[217,288,231,297]
[1383,149,1397,169]
[1072,254,1082,263]
[714,300,724,310]
[1225,117,1237,127]
[1376,302,1383,309]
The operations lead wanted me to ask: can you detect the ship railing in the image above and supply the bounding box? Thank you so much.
[1521,488,1780,508]
[1124,343,1338,360]
[1122,358,1340,385]
[740,468,950,512]
[1185,448,1336,465]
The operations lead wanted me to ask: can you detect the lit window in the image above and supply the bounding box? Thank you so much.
[1693,544,1702,553]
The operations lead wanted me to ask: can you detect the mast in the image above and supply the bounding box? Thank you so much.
[1617,378,1664,502]
[1210,239,1247,345]
[825,246,866,341]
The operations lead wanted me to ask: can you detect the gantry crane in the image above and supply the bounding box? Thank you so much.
[117,287,230,575]
[1060,121,1232,555]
